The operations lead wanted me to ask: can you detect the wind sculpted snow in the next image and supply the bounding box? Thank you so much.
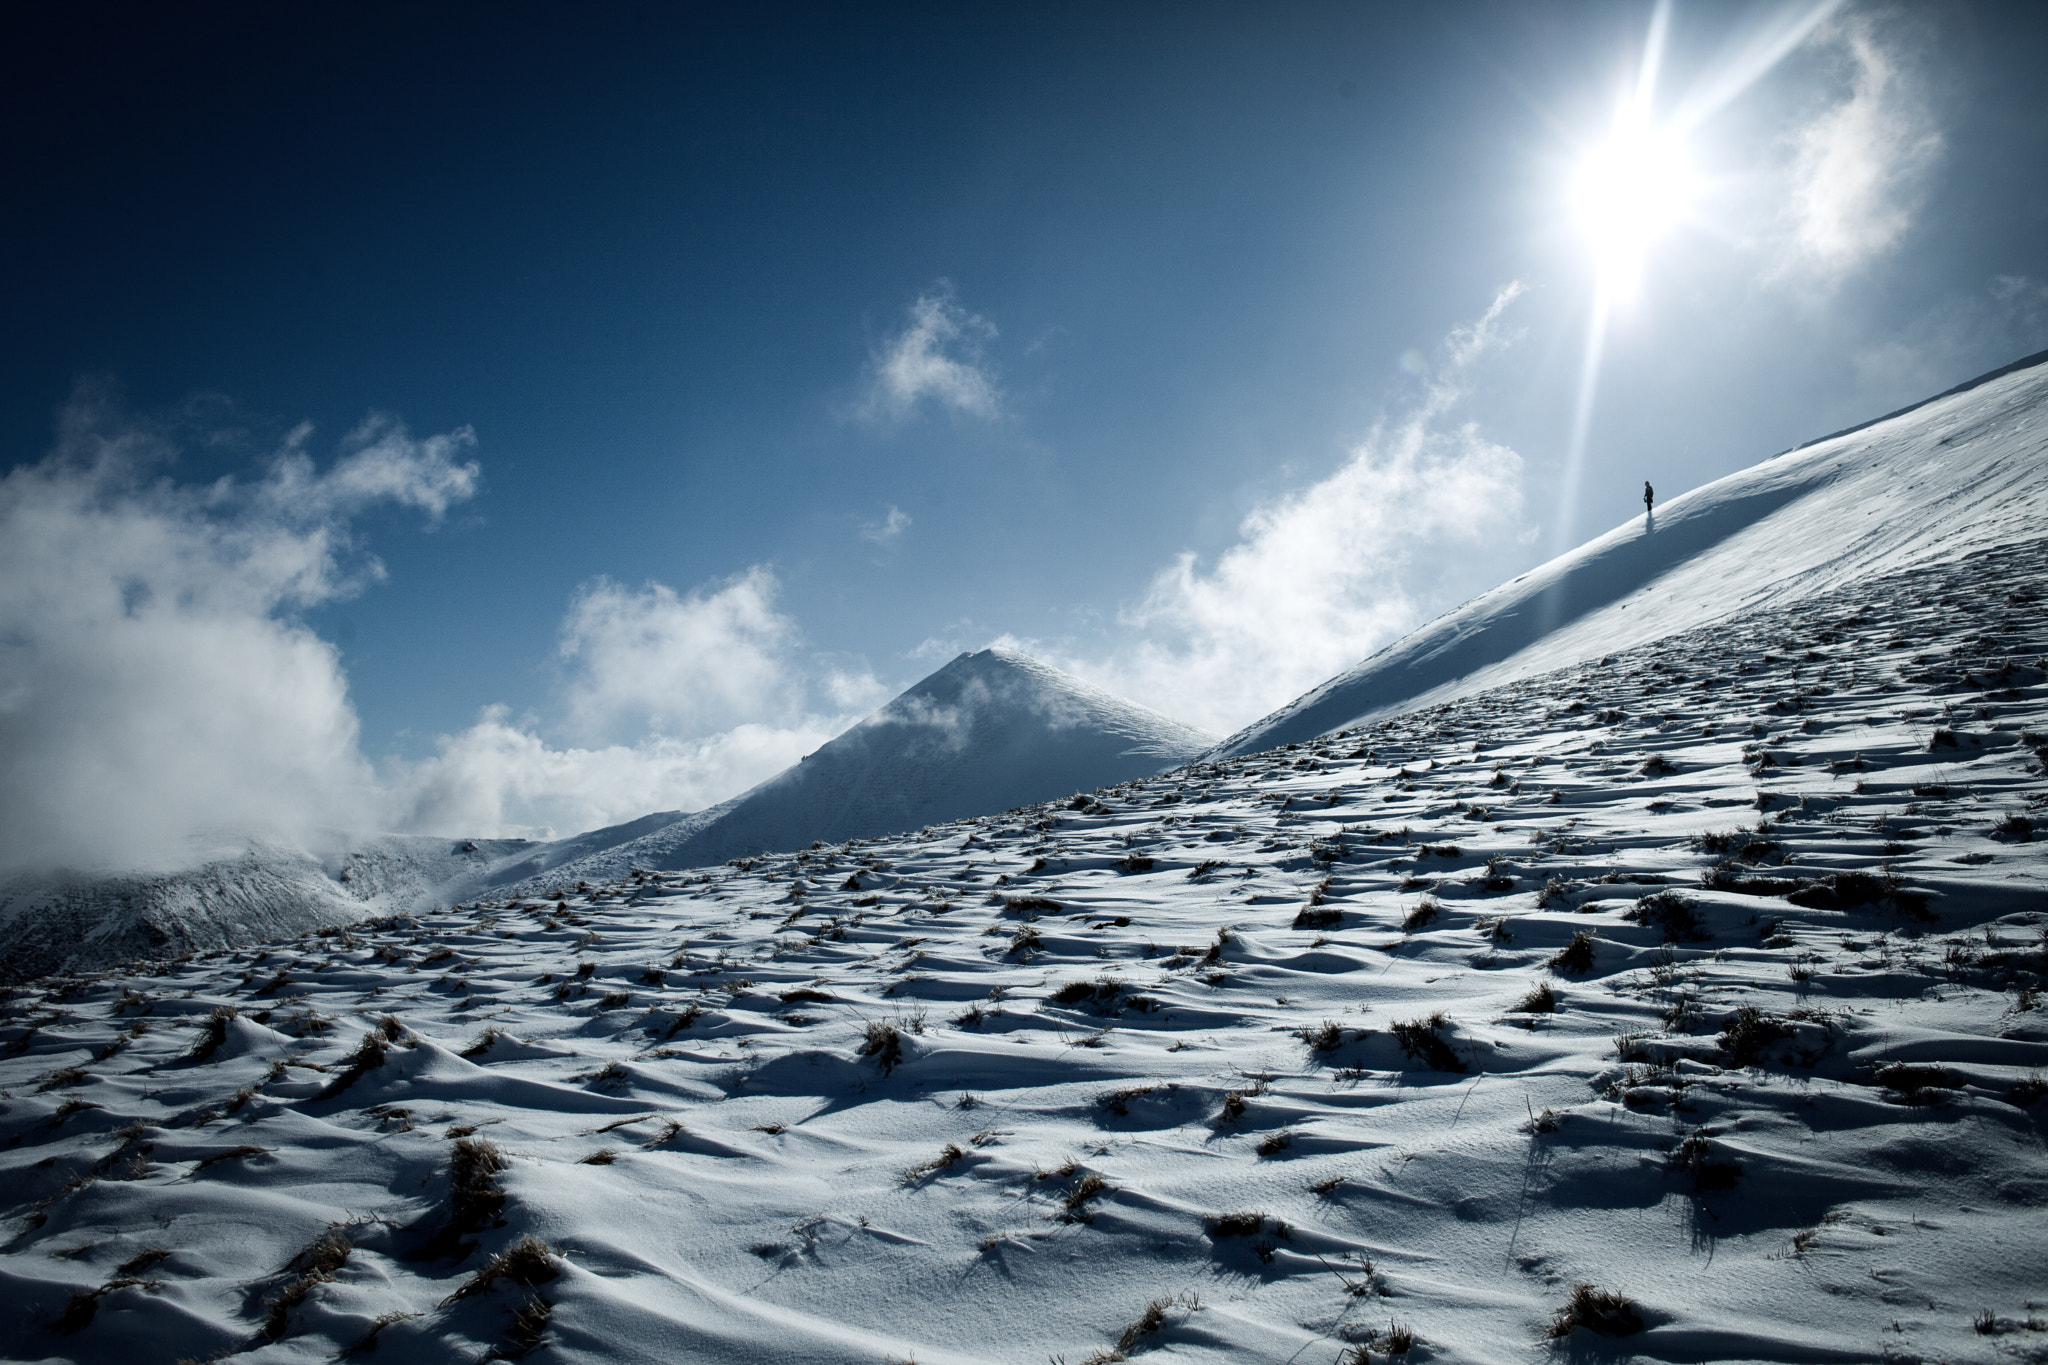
[1213,349,2048,759]
[3,538,2042,1363]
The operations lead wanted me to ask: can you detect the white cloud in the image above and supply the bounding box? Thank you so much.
[554,569,800,744]
[392,567,891,840]
[862,285,1001,421]
[393,708,847,841]
[0,388,899,865]
[1039,286,1531,735]
[0,389,478,872]
[861,504,912,544]
[1784,11,1942,277]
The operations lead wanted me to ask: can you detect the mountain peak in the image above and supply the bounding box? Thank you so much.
[493,647,1214,887]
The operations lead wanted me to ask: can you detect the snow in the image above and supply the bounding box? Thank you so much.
[1212,349,2048,760]
[0,650,1211,984]
[3,532,2042,1364]
[0,835,537,988]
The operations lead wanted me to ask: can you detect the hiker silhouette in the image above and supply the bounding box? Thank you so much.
[1643,480,1654,514]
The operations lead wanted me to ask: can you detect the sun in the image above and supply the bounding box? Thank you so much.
[1571,121,1697,292]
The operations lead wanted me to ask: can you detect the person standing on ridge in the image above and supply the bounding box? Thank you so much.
[1643,480,1654,516]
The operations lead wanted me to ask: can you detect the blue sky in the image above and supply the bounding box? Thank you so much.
[4,2,2046,855]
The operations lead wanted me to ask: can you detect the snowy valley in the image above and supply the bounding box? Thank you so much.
[0,358,2045,1364]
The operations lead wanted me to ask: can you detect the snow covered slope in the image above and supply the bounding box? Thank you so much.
[491,648,1215,892]
[4,537,2041,1364]
[1214,348,2048,758]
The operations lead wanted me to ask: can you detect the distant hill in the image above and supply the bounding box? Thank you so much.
[1212,348,2048,758]
[0,834,533,984]
[489,648,1216,893]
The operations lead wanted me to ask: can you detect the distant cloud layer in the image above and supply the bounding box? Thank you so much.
[1028,287,1532,735]
[861,285,1002,421]
[0,390,478,871]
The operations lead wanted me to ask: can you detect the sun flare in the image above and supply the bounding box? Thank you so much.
[1571,123,1697,287]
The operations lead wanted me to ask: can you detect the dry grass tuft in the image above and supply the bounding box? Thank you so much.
[1109,1291,1198,1354]
[1256,1130,1294,1156]
[1626,891,1710,943]
[1299,1019,1346,1052]
[445,1136,508,1237]
[1876,1061,1965,1105]
[187,1005,238,1064]
[1548,930,1597,975]
[1670,1131,1741,1193]
[1401,898,1440,933]
[1096,1085,1155,1117]
[117,1247,170,1276]
[860,1020,905,1074]
[779,987,833,1004]
[1515,981,1557,1013]
[507,1293,552,1353]
[461,1027,505,1059]
[1216,1076,1266,1124]
[1390,1013,1465,1073]
[1718,1006,1791,1067]
[317,1030,390,1099]
[263,1232,352,1338]
[1060,1172,1111,1220]
[1210,1210,1265,1237]
[1546,1283,1644,1338]
[192,1143,268,1173]
[901,1143,966,1182]
[342,1309,422,1355]
[641,1118,686,1147]
[443,1234,561,1305]
[56,1280,135,1334]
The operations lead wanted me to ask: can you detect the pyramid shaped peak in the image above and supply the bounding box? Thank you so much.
[487,643,1215,888]
[897,645,1113,705]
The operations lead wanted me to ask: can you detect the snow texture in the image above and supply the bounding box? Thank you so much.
[2,534,2043,1364]
[1212,347,2048,759]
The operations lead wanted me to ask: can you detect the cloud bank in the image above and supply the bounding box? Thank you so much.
[1027,287,1531,734]
[0,390,478,871]
[0,391,890,870]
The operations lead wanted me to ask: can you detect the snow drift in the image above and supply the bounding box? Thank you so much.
[1211,347,2048,757]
